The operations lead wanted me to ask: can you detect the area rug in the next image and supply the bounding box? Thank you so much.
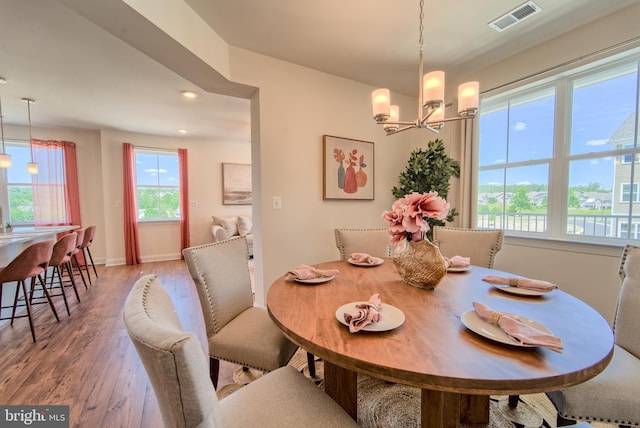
[217,350,615,428]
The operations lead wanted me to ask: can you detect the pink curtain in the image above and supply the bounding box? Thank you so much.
[123,143,141,265]
[31,139,81,227]
[178,148,190,256]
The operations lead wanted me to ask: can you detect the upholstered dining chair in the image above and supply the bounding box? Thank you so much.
[334,228,392,260]
[0,240,57,342]
[183,236,307,388]
[123,274,358,428]
[546,244,640,427]
[432,226,504,268]
[46,233,81,312]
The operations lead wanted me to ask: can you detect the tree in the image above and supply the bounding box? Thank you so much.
[568,189,581,209]
[510,188,531,212]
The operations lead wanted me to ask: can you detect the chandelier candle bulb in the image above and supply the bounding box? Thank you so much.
[458,81,479,116]
[371,88,390,121]
[422,71,444,107]
[384,105,400,131]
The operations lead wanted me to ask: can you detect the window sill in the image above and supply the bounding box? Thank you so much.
[503,234,625,257]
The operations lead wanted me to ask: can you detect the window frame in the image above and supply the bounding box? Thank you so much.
[133,148,181,223]
[476,49,640,245]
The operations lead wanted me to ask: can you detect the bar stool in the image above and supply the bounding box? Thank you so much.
[79,226,97,284]
[46,233,80,315]
[70,228,88,289]
[0,240,57,342]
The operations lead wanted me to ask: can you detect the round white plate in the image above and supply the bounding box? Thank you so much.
[460,310,552,347]
[336,302,405,332]
[348,258,384,267]
[490,284,550,296]
[447,265,471,273]
[293,275,335,284]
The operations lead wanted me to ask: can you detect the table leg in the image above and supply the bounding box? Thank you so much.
[421,389,460,427]
[323,360,358,420]
[461,394,490,424]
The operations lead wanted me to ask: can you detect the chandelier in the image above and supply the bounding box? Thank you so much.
[371,0,479,135]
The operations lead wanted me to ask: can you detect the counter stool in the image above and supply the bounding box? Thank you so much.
[46,233,80,315]
[71,228,88,289]
[79,226,97,284]
[0,240,57,342]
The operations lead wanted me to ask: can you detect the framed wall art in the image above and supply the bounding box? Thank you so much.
[323,135,374,200]
[222,163,252,205]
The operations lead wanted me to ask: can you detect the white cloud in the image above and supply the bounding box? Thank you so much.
[516,181,531,185]
[586,139,608,146]
[590,159,599,165]
[494,158,506,164]
[487,181,501,186]
[143,168,168,175]
[513,122,527,131]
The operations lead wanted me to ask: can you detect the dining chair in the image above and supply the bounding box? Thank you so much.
[546,244,640,427]
[432,226,504,268]
[0,240,57,342]
[334,228,392,260]
[46,233,81,312]
[182,236,307,388]
[79,225,98,283]
[123,274,358,428]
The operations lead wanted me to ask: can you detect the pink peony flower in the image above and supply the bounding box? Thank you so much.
[381,191,450,245]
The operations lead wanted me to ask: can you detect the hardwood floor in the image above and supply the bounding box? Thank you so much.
[0,260,239,428]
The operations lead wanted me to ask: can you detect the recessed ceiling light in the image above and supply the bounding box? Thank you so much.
[178,129,188,134]
[181,90,197,98]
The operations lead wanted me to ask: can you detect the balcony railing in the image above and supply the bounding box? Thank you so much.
[476,212,640,239]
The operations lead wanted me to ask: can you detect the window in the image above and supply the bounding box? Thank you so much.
[477,52,640,243]
[135,150,180,221]
[5,142,35,224]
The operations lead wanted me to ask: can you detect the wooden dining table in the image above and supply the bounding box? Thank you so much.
[267,259,614,427]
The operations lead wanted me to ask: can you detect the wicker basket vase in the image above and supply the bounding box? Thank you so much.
[392,239,447,289]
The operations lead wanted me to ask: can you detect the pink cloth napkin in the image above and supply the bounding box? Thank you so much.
[285,264,340,280]
[350,252,383,265]
[445,255,470,268]
[472,302,563,352]
[343,293,383,333]
[482,275,558,291]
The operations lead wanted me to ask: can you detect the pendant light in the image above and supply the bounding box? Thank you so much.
[22,97,38,175]
[0,78,11,168]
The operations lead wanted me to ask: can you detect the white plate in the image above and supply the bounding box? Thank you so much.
[293,275,335,284]
[447,265,471,273]
[490,284,551,296]
[348,258,384,267]
[460,310,552,347]
[336,302,405,332]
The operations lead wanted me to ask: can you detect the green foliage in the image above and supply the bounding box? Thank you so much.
[509,188,532,212]
[8,186,34,223]
[568,189,581,209]
[136,187,180,220]
[391,139,461,235]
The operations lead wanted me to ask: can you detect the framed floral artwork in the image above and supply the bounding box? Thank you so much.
[222,163,252,205]
[323,135,374,200]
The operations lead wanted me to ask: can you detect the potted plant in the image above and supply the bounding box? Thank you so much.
[391,138,460,240]
[5,222,13,233]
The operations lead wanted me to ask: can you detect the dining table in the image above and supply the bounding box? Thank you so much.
[267,258,615,427]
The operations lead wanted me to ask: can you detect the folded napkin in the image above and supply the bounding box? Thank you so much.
[445,255,471,268]
[482,275,558,291]
[285,264,340,280]
[472,302,563,353]
[343,293,382,333]
[350,252,384,265]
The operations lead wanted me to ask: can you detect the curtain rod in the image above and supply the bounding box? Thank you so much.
[133,144,179,153]
[483,36,640,95]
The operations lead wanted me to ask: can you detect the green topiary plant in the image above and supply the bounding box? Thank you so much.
[391,139,460,237]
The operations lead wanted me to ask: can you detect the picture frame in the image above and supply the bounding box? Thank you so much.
[323,135,374,200]
[222,163,252,205]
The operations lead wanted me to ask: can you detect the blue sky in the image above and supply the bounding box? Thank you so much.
[478,69,638,190]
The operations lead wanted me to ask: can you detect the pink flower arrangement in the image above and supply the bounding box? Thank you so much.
[381,191,450,245]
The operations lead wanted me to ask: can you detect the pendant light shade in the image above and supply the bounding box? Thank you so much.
[0,78,11,168]
[22,98,37,175]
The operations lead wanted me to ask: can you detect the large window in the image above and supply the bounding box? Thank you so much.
[477,52,640,243]
[5,142,35,224]
[135,150,180,221]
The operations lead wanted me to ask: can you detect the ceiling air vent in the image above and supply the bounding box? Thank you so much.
[489,1,542,32]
